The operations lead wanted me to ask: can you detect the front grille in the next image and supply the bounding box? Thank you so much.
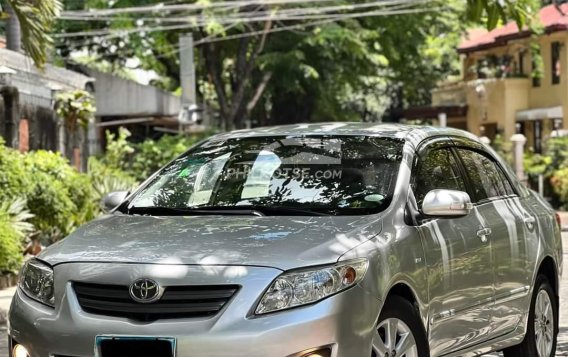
[73,282,239,321]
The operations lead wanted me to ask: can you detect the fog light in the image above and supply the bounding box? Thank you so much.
[13,344,30,357]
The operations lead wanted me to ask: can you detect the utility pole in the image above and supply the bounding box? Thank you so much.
[180,33,197,106]
[178,33,197,133]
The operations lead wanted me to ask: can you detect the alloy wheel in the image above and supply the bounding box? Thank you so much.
[372,317,418,357]
[534,289,554,357]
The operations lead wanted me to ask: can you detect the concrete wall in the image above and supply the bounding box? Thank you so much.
[86,70,180,118]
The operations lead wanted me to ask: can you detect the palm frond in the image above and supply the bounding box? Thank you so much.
[0,198,35,237]
[5,0,62,68]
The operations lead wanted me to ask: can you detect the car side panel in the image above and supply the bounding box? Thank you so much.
[525,191,563,291]
[417,208,494,356]
[479,198,535,337]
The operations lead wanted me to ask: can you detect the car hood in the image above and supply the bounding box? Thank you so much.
[39,214,382,270]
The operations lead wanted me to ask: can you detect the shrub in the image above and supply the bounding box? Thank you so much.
[523,136,568,208]
[0,222,22,274]
[0,142,94,240]
[101,128,135,171]
[0,199,35,237]
[0,138,31,203]
[99,127,211,182]
[87,157,137,205]
[551,168,568,209]
[0,199,34,274]
[25,150,99,231]
[130,134,206,181]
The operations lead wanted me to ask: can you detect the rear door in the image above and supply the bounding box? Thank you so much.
[454,146,533,337]
[411,139,494,355]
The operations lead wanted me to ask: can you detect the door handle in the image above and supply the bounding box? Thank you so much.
[477,228,492,243]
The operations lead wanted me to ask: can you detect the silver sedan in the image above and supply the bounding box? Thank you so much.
[8,123,563,357]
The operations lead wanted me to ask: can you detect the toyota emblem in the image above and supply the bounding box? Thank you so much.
[129,278,162,303]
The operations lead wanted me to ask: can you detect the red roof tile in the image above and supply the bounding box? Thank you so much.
[459,4,568,53]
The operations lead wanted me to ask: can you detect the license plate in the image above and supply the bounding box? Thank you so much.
[95,336,176,357]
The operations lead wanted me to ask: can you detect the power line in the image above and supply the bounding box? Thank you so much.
[58,4,439,58]
[61,0,340,17]
[60,0,427,23]
[196,6,439,45]
[55,0,429,38]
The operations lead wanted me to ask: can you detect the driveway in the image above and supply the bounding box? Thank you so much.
[1,234,568,356]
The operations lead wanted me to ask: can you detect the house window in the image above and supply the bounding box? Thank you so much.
[552,42,562,85]
[532,55,541,87]
[519,51,525,76]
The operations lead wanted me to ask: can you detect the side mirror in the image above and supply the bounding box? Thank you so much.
[102,191,129,212]
[421,189,473,217]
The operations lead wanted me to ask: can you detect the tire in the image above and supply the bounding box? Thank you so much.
[503,275,558,357]
[371,295,430,357]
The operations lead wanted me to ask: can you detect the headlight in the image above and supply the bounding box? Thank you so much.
[255,259,368,315]
[19,259,55,307]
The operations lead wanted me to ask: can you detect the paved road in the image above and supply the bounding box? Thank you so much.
[1,234,567,357]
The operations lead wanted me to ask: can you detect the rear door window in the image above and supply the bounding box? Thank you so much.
[455,148,515,202]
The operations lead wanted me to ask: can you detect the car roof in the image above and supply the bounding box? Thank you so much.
[209,122,481,147]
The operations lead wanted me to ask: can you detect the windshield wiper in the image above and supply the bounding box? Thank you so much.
[234,206,331,216]
[123,205,331,217]
[125,206,265,217]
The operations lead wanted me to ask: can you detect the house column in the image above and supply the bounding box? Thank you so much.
[1,86,20,148]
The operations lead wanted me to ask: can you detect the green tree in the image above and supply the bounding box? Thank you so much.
[54,0,541,127]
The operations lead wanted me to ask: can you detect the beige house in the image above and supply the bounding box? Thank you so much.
[427,4,568,152]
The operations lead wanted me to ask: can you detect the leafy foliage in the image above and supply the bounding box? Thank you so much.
[24,150,97,239]
[55,90,96,130]
[551,168,568,208]
[87,156,137,205]
[99,127,209,182]
[0,140,101,243]
[0,198,34,237]
[523,136,568,208]
[0,199,34,274]
[465,0,540,30]
[0,137,31,203]
[99,128,135,170]
[0,220,22,273]
[130,132,210,182]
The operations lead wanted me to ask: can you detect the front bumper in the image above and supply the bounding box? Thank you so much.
[8,262,380,357]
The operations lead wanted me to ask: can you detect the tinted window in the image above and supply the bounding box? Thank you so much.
[494,164,516,196]
[456,149,515,202]
[413,148,466,206]
[127,136,404,216]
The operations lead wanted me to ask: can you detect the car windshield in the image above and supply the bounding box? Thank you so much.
[124,135,404,216]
